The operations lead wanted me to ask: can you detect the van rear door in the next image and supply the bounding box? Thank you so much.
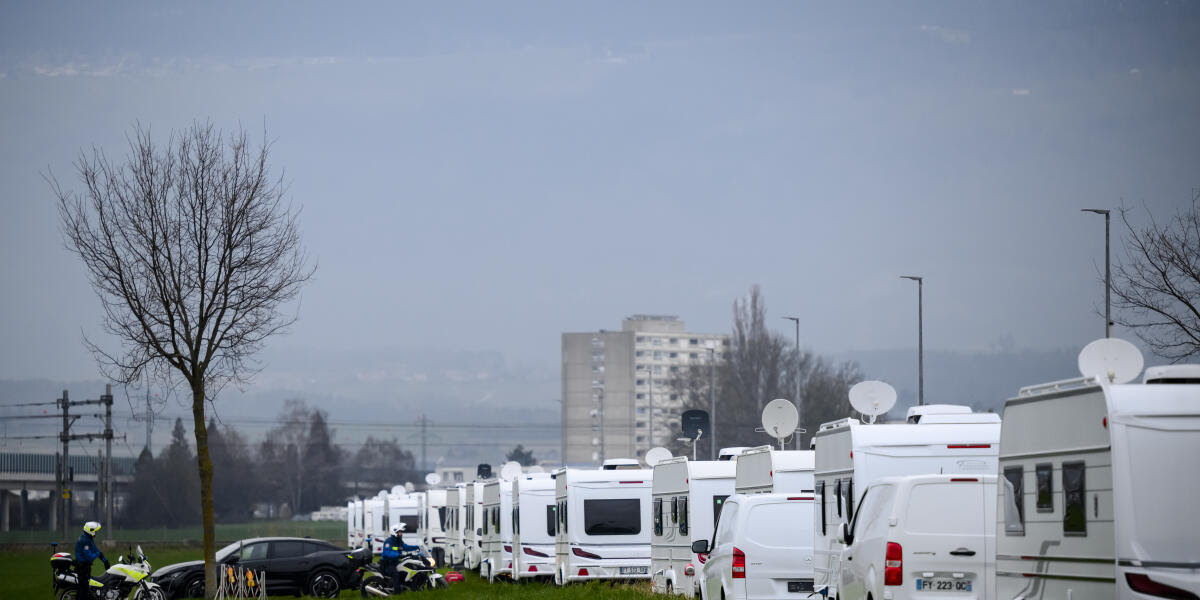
[742,496,815,598]
[901,478,991,598]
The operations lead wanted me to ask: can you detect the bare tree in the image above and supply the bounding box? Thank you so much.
[52,122,313,598]
[1113,191,1200,361]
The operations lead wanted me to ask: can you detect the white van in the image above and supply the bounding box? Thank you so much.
[481,478,515,581]
[692,493,816,600]
[463,481,486,571]
[553,467,653,584]
[995,362,1200,599]
[513,473,557,581]
[735,446,815,495]
[813,405,1000,599]
[837,474,997,600]
[651,457,737,596]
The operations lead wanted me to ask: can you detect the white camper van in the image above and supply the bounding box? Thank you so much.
[651,457,737,596]
[994,359,1200,599]
[421,488,448,565]
[837,474,997,600]
[692,493,818,600]
[463,481,486,571]
[445,485,464,567]
[734,446,815,495]
[813,404,1001,599]
[513,473,557,580]
[481,478,515,581]
[553,467,653,584]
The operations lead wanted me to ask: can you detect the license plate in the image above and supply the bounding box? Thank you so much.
[619,566,648,575]
[916,578,972,592]
[788,581,814,592]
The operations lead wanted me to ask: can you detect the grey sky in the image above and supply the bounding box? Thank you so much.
[2,1,1198,382]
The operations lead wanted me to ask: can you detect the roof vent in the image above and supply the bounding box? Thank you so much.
[905,404,972,424]
[601,458,640,470]
[1143,364,1200,385]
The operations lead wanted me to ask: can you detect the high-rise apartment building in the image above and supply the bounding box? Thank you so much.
[561,315,728,465]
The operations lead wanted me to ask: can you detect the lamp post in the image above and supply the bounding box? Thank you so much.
[900,275,924,405]
[706,343,716,460]
[1081,208,1112,338]
[782,316,801,448]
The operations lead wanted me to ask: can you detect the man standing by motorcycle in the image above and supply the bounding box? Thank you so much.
[380,523,420,593]
[75,521,110,600]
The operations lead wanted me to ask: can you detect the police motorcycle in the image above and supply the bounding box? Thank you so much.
[358,547,447,596]
[50,543,166,600]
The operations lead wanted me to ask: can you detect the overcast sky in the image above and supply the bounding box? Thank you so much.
[2,1,1198,381]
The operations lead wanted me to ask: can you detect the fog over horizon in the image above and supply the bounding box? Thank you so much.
[2,2,1198,461]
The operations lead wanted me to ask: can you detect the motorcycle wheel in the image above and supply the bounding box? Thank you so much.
[55,590,76,600]
[133,586,167,600]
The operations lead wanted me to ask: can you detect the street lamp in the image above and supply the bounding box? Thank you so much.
[782,316,802,449]
[706,341,717,460]
[1081,208,1112,338]
[900,275,924,406]
[638,365,655,449]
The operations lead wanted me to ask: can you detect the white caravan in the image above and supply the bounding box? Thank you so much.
[813,404,1001,599]
[838,474,997,600]
[481,478,515,581]
[362,491,389,554]
[445,484,465,567]
[693,493,817,600]
[735,446,815,494]
[347,498,364,548]
[994,359,1200,599]
[513,473,557,581]
[463,481,486,570]
[554,467,653,584]
[421,488,448,565]
[651,457,737,596]
[388,490,421,540]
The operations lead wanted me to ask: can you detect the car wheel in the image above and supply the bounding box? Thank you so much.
[307,570,341,598]
[184,575,205,598]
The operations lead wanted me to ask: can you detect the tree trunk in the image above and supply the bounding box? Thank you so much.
[191,382,217,599]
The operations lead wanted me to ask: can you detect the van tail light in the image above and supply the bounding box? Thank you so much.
[884,542,903,586]
[1125,573,1198,599]
[732,547,746,579]
[523,547,549,558]
[528,565,537,572]
[572,547,602,560]
[578,568,589,576]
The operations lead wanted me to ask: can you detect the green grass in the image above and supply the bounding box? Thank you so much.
[0,520,346,546]
[0,545,662,600]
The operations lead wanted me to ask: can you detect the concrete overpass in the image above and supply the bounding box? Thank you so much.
[0,452,135,531]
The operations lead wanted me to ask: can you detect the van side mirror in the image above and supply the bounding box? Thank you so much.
[838,522,853,546]
[691,539,709,554]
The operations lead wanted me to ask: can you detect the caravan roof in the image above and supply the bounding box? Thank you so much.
[602,458,642,470]
[718,447,751,460]
[555,466,652,484]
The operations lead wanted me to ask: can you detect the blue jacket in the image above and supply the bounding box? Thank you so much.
[380,534,419,560]
[75,532,107,566]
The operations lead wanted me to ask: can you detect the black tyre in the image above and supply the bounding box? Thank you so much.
[184,575,205,598]
[307,570,341,598]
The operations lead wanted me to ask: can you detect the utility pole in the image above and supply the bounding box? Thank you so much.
[102,384,114,540]
[56,386,124,541]
[420,415,428,473]
[783,317,802,449]
[59,390,70,540]
[707,345,716,460]
[1082,208,1112,337]
[901,276,925,405]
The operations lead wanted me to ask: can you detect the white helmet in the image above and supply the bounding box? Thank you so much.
[83,521,102,536]
[391,522,406,535]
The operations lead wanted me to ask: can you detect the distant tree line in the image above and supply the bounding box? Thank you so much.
[121,400,420,528]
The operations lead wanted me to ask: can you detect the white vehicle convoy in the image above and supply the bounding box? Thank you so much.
[735,446,815,495]
[836,474,998,600]
[421,488,449,565]
[446,484,465,567]
[813,403,1001,599]
[651,457,737,596]
[512,473,557,580]
[994,341,1200,600]
[481,478,516,581]
[692,493,818,600]
[553,465,653,584]
[463,481,486,571]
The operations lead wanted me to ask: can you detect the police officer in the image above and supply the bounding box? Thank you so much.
[380,523,420,593]
[75,521,110,600]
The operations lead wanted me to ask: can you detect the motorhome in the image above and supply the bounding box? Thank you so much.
[993,361,1200,599]
[481,478,516,581]
[734,446,815,494]
[387,490,421,539]
[553,466,653,584]
[692,493,818,600]
[446,484,465,567]
[363,491,389,554]
[838,474,997,600]
[650,457,737,596]
[512,473,557,581]
[421,488,448,565]
[347,498,364,548]
[812,404,1001,599]
[463,481,486,570]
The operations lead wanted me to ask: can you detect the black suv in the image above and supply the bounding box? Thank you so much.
[150,536,367,598]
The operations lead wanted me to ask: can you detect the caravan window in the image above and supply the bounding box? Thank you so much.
[547,505,556,536]
[1063,461,1087,536]
[653,498,664,535]
[483,509,489,535]
[678,497,689,536]
[671,496,679,523]
[835,479,843,518]
[1036,463,1053,512]
[846,479,855,521]
[437,507,447,530]
[713,495,729,527]
[513,508,519,534]
[584,499,641,535]
[1003,466,1025,535]
[816,480,827,535]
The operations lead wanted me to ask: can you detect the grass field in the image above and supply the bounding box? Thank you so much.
[0,544,660,600]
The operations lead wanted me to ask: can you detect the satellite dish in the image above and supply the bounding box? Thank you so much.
[525,465,545,474]
[404,482,415,493]
[500,461,523,480]
[1078,337,1143,384]
[645,447,673,467]
[390,485,405,495]
[761,399,800,444]
[849,380,897,422]
[424,473,442,486]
